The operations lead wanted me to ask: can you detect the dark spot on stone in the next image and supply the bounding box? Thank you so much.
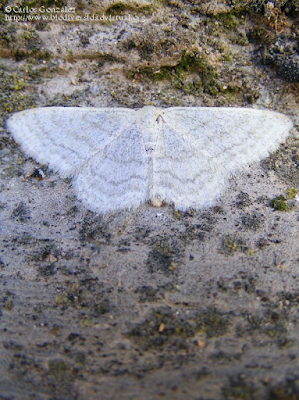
[236,192,252,209]
[219,234,247,256]
[146,237,183,276]
[136,286,159,303]
[38,263,56,277]
[128,307,229,350]
[67,333,86,343]
[222,377,256,400]
[11,202,30,222]
[277,56,299,82]
[79,212,111,244]
[241,212,265,230]
[257,237,270,249]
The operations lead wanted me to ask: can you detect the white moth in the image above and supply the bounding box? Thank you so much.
[6,106,293,214]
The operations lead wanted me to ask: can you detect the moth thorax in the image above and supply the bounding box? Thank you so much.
[144,141,156,153]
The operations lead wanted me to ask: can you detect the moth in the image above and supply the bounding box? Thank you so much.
[7,106,293,213]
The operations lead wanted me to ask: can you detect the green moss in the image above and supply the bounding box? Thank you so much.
[154,240,172,255]
[128,307,229,350]
[195,308,229,338]
[160,0,182,7]
[5,299,13,311]
[173,210,181,218]
[221,235,237,254]
[231,31,249,46]
[248,25,275,45]
[122,35,155,61]
[0,68,35,114]
[147,238,181,275]
[106,2,128,14]
[16,0,67,10]
[105,2,153,16]
[287,188,298,200]
[222,51,232,62]
[215,12,239,30]
[219,234,251,256]
[270,195,294,211]
[271,196,287,211]
[217,80,243,102]
[177,51,216,81]
[0,26,51,61]
[247,309,288,342]
[134,66,168,81]
[3,73,26,91]
[65,50,75,63]
[80,316,94,328]
[55,293,70,305]
[136,51,218,95]
[4,163,21,177]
